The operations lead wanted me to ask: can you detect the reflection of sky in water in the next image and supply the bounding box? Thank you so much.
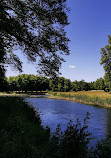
[25,98,111,143]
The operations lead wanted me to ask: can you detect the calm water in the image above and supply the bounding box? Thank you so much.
[25,97,111,142]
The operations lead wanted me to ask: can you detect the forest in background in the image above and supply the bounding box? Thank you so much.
[1,74,108,92]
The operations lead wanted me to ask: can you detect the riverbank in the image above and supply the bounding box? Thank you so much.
[1,91,111,108]
[0,91,48,98]
[1,96,111,157]
[0,97,51,157]
[0,96,92,157]
[48,91,111,108]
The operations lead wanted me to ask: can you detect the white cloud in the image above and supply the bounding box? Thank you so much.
[68,65,76,69]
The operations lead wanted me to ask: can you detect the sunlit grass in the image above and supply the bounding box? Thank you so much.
[57,91,111,98]
[49,91,111,107]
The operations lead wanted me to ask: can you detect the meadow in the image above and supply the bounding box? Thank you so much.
[48,91,111,108]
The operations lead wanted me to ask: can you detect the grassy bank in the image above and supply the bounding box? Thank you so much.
[1,96,111,157]
[48,91,111,108]
[0,97,91,158]
[0,96,92,158]
[1,91,111,107]
[0,97,51,158]
[0,91,47,98]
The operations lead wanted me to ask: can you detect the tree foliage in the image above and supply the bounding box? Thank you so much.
[0,0,69,78]
[7,74,49,92]
[2,74,106,92]
[93,78,105,91]
[100,35,111,91]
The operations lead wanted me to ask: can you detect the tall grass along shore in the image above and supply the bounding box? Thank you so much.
[48,91,111,108]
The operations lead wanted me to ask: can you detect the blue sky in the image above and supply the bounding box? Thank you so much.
[6,0,111,82]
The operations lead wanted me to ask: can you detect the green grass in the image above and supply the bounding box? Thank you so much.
[48,91,111,107]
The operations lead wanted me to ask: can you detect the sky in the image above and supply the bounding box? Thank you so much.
[6,0,111,82]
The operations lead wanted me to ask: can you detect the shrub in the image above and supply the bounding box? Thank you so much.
[47,112,92,158]
[93,139,111,158]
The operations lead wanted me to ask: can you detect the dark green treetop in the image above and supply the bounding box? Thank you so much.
[0,0,69,77]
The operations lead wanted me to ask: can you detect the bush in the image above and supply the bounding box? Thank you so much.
[93,139,111,158]
[47,112,92,158]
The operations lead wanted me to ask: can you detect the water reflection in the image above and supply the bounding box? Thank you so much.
[25,98,111,142]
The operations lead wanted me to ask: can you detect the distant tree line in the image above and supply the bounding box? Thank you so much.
[0,74,109,92]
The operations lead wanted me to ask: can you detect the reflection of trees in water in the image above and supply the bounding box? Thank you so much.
[105,109,111,138]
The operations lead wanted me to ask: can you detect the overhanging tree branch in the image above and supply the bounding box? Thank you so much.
[0,0,69,78]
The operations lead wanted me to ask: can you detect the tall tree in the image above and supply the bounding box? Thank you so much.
[0,0,69,80]
[100,35,111,91]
